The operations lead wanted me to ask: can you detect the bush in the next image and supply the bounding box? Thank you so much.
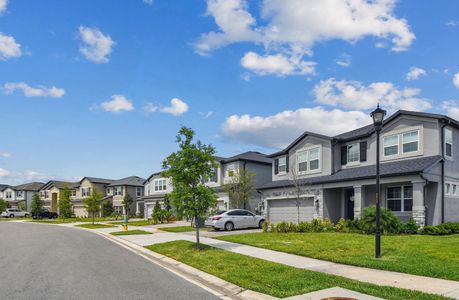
[359,205,402,234]
[322,218,334,232]
[298,221,311,233]
[401,218,419,234]
[334,218,348,232]
[419,222,459,235]
[262,220,270,232]
[288,222,298,232]
[276,221,289,233]
[440,222,459,234]
[269,222,277,233]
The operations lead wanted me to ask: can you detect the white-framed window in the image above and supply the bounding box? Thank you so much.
[387,186,413,212]
[82,187,92,197]
[383,135,399,156]
[71,190,76,197]
[5,191,12,199]
[445,128,453,158]
[106,187,112,195]
[154,179,167,192]
[347,143,360,163]
[114,186,123,196]
[136,187,142,197]
[402,130,419,153]
[278,157,287,174]
[114,206,123,214]
[226,164,235,177]
[16,191,24,198]
[297,146,321,174]
[445,182,459,197]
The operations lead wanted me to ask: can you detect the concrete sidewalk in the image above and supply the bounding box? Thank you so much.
[104,228,459,299]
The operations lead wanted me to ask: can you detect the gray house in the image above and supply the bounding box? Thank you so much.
[106,176,145,216]
[12,182,44,211]
[139,151,272,219]
[259,110,459,227]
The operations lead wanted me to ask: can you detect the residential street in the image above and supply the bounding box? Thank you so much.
[0,222,218,300]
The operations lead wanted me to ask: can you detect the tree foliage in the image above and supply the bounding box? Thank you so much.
[122,193,134,217]
[84,186,103,224]
[59,185,73,220]
[102,201,114,217]
[224,168,255,209]
[162,126,217,249]
[31,193,42,216]
[0,198,6,213]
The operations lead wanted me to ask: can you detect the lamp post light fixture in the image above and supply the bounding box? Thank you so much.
[371,104,386,258]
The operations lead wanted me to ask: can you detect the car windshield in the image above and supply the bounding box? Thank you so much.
[215,210,226,215]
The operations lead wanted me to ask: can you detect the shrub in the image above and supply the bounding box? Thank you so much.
[419,222,459,235]
[322,218,334,232]
[288,222,298,232]
[359,205,402,234]
[440,222,459,234]
[298,221,311,233]
[269,223,277,233]
[262,220,270,232]
[401,218,419,234]
[334,218,348,232]
[276,221,289,233]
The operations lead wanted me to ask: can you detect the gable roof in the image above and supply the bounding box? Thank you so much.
[258,155,442,190]
[219,151,272,165]
[108,176,146,187]
[80,177,114,185]
[41,180,79,191]
[268,131,332,158]
[14,182,44,192]
[0,184,11,192]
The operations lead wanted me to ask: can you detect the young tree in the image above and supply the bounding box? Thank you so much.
[84,187,103,225]
[0,198,6,213]
[286,168,310,224]
[162,126,217,249]
[224,168,255,209]
[102,201,114,217]
[122,194,134,218]
[30,193,42,217]
[152,201,163,224]
[59,185,73,221]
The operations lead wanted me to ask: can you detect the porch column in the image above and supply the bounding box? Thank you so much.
[353,185,362,219]
[314,188,324,219]
[412,180,426,227]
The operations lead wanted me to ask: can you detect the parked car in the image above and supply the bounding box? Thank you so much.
[205,209,264,231]
[1,208,30,218]
[32,209,58,220]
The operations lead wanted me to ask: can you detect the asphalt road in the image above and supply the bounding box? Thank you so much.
[0,222,219,300]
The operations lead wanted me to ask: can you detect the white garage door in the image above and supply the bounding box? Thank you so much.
[145,203,154,219]
[73,206,87,218]
[268,198,315,223]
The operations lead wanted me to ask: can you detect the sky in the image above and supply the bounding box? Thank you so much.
[0,0,459,185]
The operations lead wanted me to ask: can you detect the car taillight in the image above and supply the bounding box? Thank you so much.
[212,216,222,221]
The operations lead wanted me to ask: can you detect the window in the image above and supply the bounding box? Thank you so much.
[445,128,453,158]
[5,191,12,199]
[387,186,412,212]
[297,147,320,174]
[445,182,459,197]
[402,131,419,153]
[114,186,123,196]
[114,206,123,214]
[82,187,92,197]
[206,168,218,183]
[154,179,167,191]
[106,187,112,195]
[383,135,399,156]
[16,191,24,198]
[278,157,287,173]
[71,190,76,197]
[347,143,359,163]
[136,187,142,197]
[226,164,235,177]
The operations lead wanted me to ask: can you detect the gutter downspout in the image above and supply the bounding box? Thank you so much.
[440,120,449,223]
[420,173,429,226]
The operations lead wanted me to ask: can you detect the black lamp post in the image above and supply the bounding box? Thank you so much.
[371,104,386,258]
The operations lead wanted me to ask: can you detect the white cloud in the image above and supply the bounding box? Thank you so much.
[0,168,10,177]
[79,26,115,63]
[143,102,158,115]
[143,0,154,5]
[313,78,432,112]
[445,20,459,27]
[442,100,459,120]
[160,98,189,116]
[241,51,315,76]
[100,95,134,113]
[0,32,22,60]
[222,107,371,149]
[0,0,7,15]
[335,54,351,67]
[2,82,65,98]
[0,152,11,158]
[196,0,415,65]
[200,111,214,118]
[0,168,78,185]
[453,72,459,89]
[406,67,426,81]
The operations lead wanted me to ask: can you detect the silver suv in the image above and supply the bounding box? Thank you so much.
[1,208,30,218]
[205,209,264,231]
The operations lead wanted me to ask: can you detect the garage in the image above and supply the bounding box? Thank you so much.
[73,205,87,218]
[267,197,315,223]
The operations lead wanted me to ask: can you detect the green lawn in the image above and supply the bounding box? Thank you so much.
[109,220,156,226]
[75,223,116,229]
[146,240,447,300]
[0,217,32,221]
[31,218,77,224]
[217,232,459,281]
[110,229,152,236]
[159,226,211,233]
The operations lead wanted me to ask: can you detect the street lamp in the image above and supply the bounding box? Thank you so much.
[371,104,386,258]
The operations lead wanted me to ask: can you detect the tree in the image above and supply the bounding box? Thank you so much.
[286,168,310,224]
[152,201,163,224]
[224,168,255,209]
[122,193,134,218]
[162,126,217,249]
[102,201,114,217]
[84,187,103,225]
[59,185,73,221]
[0,198,6,213]
[30,193,42,217]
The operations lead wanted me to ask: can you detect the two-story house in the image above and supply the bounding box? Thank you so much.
[1,185,15,206]
[12,182,44,211]
[39,181,79,213]
[105,176,145,216]
[259,110,459,227]
[72,177,114,217]
[0,184,9,200]
[139,151,272,219]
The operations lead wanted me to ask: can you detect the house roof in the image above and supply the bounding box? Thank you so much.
[13,182,45,191]
[258,155,442,190]
[0,184,11,192]
[41,180,79,190]
[80,177,114,185]
[108,176,146,187]
[219,151,272,165]
[268,131,333,158]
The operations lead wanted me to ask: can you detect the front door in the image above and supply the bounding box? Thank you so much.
[345,189,354,220]
[51,193,58,213]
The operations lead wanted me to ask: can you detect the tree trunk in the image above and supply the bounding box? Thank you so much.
[92,212,95,225]
[195,215,200,249]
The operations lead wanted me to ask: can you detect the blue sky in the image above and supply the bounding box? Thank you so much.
[0,0,459,184]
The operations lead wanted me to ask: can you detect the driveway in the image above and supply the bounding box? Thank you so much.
[0,222,218,300]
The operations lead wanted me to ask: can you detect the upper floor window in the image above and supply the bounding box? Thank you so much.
[226,164,235,177]
[383,135,399,156]
[278,157,287,173]
[71,190,76,197]
[402,131,419,153]
[297,147,320,174]
[5,191,12,199]
[347,143,359,163]
[136,187,142,197]
[82,187,92,197]
[154,179,167,191]
[387,186,412,212]
[114,186,123,196]
[16,191,24,198]
[445,128,453,158]
[106,187,112,195]
[206,168,218,183]
[383,130,420,158]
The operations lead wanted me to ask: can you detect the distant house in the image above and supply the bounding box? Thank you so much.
[12,182,44,211]
[72,177,114,217]
[39,181,79,213]
[105,176,145,216]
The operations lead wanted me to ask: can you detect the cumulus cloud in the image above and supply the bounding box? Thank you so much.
[222,107,371,149]
[100,95,134,113]
[406,67,426,81]
[0,152,11,158]
[335,54,351,67]
[2,82,65,98]
[241,51,315,76]
[0,168,79,185]
[143,102,158,115]
[143,0,154,5]
[0,32,22,60]
[79,26,115,63]
[0,0,7,15]
[445,20,459,27]
[313,78,432,112]
[160,98,189,116]
[453,73,459,89]
[442,100,459,120]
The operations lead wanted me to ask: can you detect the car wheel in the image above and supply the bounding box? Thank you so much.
[224,222,234,231]
[9,214,14,218]
[258,220,264,229]
[24,214,29,217]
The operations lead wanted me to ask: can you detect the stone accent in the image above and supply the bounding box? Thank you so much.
[314,188,324,219]
[412,180,426,227]
[353,185,362,219]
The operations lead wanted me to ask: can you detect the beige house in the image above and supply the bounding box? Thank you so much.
[72,177,114,217]
[105,176,145,216]
[39,181,79,213]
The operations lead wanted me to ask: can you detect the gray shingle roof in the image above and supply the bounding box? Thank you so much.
[81,177,114,185]
[41,180,80,190]
[219,151,272,165]
[108,176,146,187]
[13,182,45,191]
[0,184,11,192]
[258,156,442,190]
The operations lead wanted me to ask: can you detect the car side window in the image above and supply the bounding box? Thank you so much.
[227,210,244,216]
